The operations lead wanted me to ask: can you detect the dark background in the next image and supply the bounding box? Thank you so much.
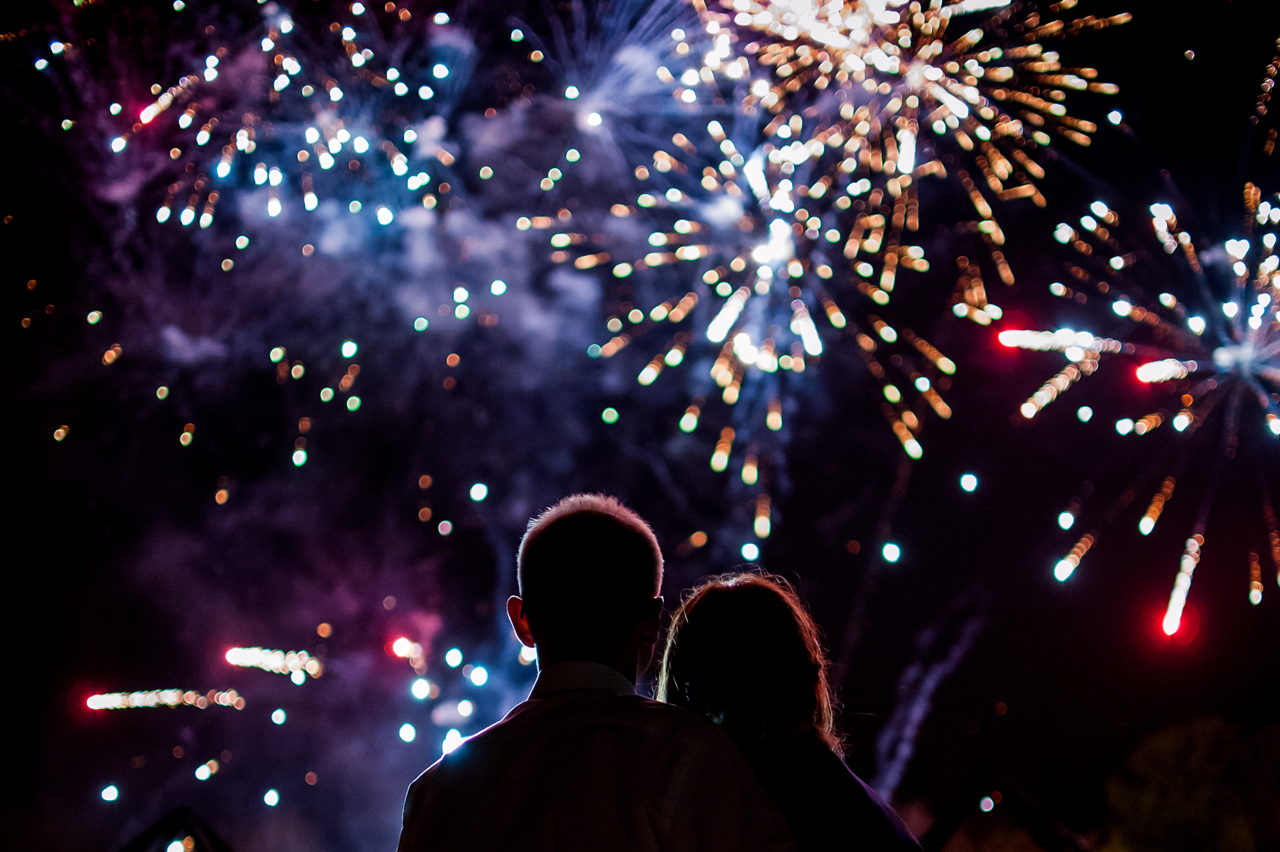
[4,1,1280,850]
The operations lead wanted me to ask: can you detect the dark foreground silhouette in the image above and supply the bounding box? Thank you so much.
[660,572,921,852]
[395,495,795,852]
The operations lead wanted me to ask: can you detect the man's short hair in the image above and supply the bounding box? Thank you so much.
[517,494,663,652]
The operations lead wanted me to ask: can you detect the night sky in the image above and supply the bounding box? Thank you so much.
[6,1,1280,850]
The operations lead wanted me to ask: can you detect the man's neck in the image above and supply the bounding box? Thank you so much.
[529,660,640,699]
[535,650,638,686]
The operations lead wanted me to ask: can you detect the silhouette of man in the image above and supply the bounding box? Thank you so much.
[396,494,796,852]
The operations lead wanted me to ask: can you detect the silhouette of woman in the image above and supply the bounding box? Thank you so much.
[659,573,920,851]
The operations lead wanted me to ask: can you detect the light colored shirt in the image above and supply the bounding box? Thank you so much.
[396,661,797,852]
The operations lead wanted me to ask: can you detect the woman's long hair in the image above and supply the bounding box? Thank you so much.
[657,572,842,757]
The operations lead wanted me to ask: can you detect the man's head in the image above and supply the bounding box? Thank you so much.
[507,494,663,679]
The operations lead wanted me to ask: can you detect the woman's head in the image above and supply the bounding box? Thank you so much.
[658,572,841,756]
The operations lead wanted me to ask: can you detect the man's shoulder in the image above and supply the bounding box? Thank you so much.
[417,692,736,782]
[403,693,739,818]
[550,690,733,738]
[465,691,724,746]
[608,692,720,726]
[400,693,798,852]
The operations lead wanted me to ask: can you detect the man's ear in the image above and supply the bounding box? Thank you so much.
[638,596,664,644]
[507,595,537,648]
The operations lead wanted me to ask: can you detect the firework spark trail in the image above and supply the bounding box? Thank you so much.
[225,646,324,680]
[871,596,986,800]
[1162,393,1234,635]
[86,689,246,710]
[1002,192,1280,629]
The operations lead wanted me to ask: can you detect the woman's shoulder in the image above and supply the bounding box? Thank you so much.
[772,738,922,850]
[775,732,856,782]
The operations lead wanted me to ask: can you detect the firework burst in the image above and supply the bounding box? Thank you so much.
[53,1,477,235]
[26,1,547,478]
[534,0,1130,411]
[684,0,1129,288]
[507,0,1124,544]
[1000,192,1280,633]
